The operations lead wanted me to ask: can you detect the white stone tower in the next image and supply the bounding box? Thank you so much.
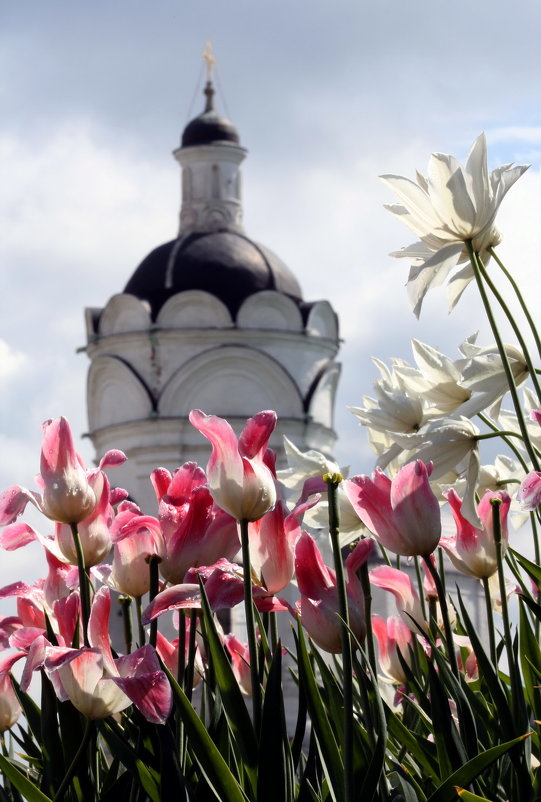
[83,76,341,511]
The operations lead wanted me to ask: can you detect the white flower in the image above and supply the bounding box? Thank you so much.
[389,416,481,526]
[381,134,529,316]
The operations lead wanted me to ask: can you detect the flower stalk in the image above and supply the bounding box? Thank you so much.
[324,472,354,802]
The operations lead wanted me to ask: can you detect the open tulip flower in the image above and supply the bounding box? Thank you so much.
[441,488,511,579]
[0,418,125,527]
[119,464,240,587]
[344,460,441,557]
[381,133,529,316]
[44,586,172,724]
[370,565,428,635]
[372,614,414,685]
[189,409,277,522]
[294,532,373,653]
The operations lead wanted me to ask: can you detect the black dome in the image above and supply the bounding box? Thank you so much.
[124,231,303,319]
[182,110,240,148]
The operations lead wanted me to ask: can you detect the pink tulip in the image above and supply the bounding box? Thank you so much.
[55,472,115,567]
[518,471,541,511]
[369,565,428,634]
[128,466,240,586]
[189,409,277,522]
[44,587,172,723]
[441,488,511,579]
[372,615,413,684]
[0,417,126,526]
[142,558,287,624]
[294,533,373,653]
[223,634,252,695]
[344,461,441,557]
[249,495,318,594]
[0,652,24,732]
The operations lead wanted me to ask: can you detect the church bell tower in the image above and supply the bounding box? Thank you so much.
[83,61,341,511]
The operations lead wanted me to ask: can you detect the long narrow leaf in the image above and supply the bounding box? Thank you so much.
[164,665,249,802]
[293,625,343,802]
[426,732,532,802]
[0,755,52,802]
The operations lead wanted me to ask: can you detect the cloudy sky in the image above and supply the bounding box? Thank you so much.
[2,1,541,584]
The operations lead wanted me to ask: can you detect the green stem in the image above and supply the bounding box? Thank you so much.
[324,473,353,802]
[359,558,377,675]
[135,596,145,646]
[492,498,522,722]
[477,254,541,403]
[490,246,541,362]
[240,518,262,737]
[52,718,93,802]
[118,596,133,654]
[70,523,90,647]
[146,554,161,649]
[423,554,459,678]
[414,556,428,620]
[482,576,497,668]
[185,610,198,702]
[477,412,530,472]
[467,241,540,470]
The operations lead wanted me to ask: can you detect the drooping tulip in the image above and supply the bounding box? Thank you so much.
[369,565,428,634]
[344,460,441,557]
[189,409,277,522]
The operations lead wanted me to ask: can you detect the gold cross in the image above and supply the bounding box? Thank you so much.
[202,42,216,79]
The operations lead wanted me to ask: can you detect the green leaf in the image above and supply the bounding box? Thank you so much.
[384,701,440,782]
[426,732,532,802]
[198,578,258,790]
[164,666,249,802]
[0,755,52,802]
[257,645,293,802]
[98,721,161,802]
[293,624,343,802]
[510,548,541,588]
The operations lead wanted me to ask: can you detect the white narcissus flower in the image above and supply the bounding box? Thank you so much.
[277,438,361,541]
[381,133,529,317]
[389,416,481,526]
[459,340,529,418]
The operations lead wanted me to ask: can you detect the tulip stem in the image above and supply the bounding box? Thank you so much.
[481,576,497,668]
[492,499,520,712]
[467,241,540,471]
[147,554,161,649]
[52,718,93,802]
[240,518,262,737]
[186,610,198,701]
[477,254,541,404]
[119,596,133,654]
[422,554,459,678]
[135,597,145,646]
[324,474,354,802]
[70,524,91,647]
[489,246,541,362]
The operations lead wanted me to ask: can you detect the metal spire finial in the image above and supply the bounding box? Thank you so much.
[202,42,216,80]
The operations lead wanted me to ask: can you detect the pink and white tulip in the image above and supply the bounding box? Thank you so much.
[372,615,413,684]
[294,533,373,653]
[0,417,126,527]
[370,565,428,634]
[189,409,277,522]
[344,460,441,557]
[441,488,511,579]
[44,587,172,723]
